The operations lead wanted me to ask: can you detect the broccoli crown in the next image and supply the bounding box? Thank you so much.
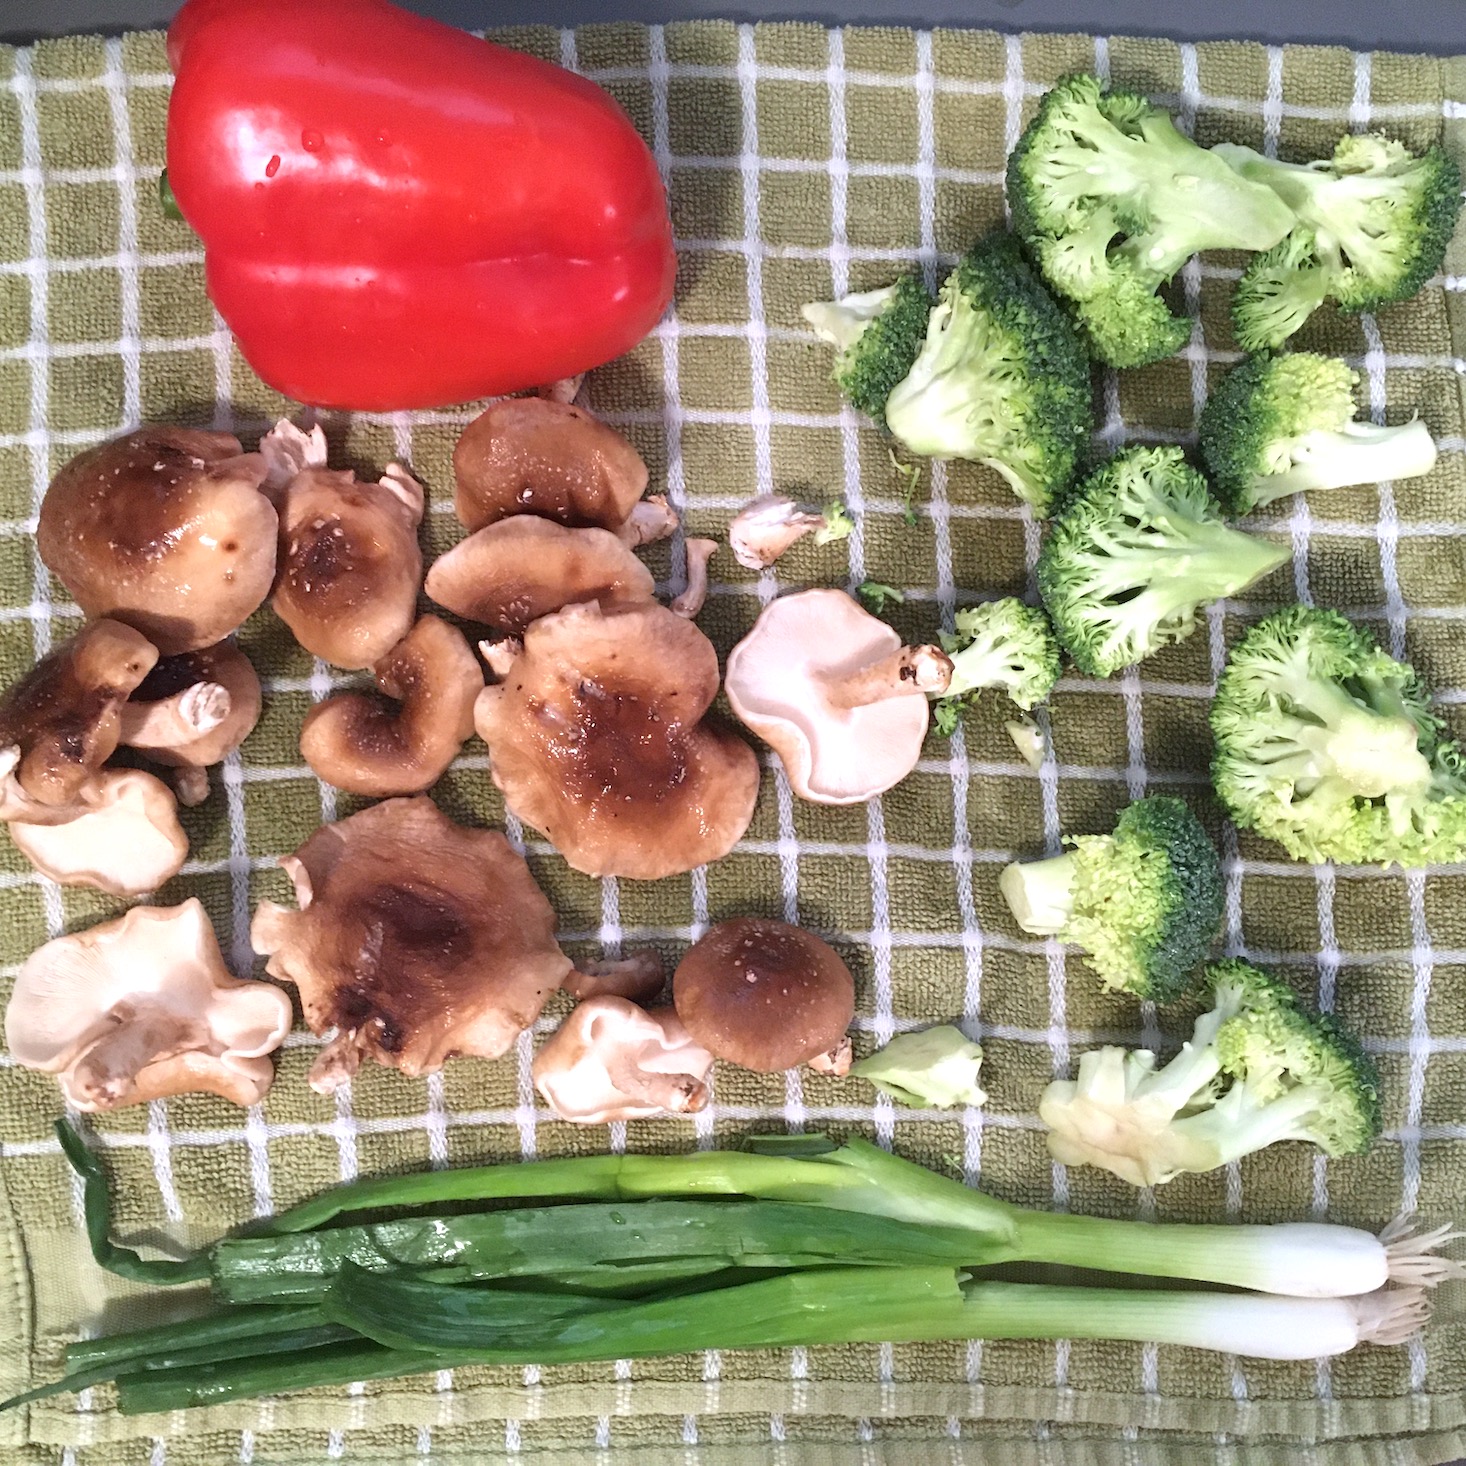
[933,597,1062,735]
[803,273,933,426]
[1198,353,1357,510]
[882,233,1093,512]
[1208,959,1383,1158]
[1037,445,1290,677]
[1225,135,1462,350]
[1212,604,1466,866]
[1064,795,1225,1001]
[1039,957,1381,1186]
[1008,73,1296,368]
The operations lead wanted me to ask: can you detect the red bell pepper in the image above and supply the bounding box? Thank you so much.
[166,0,676,411]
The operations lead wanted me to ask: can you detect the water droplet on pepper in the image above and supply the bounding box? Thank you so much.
[265,155,281,178]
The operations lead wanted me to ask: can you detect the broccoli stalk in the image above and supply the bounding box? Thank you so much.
[931,598,1061,735]
[1038,445,1290,677]
[1199,353,1438,512]
[1211,604,1466,865]
[1008,73,1296,367]
[1040,960,1382,1187]
[1222,135,1462,351]
[881,233,1092,513]
[802,274,933,427]
[999,795,1223,1001]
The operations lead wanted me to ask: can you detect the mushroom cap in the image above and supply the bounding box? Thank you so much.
[6,768,188,896]
[300,615,483,796]
[673,917,856,1072]
[453,397,649,533]
[250,796,572,1087]
[533,996,713,1124]
[0,619,158,805]
[272,465,424,669]
[425,517,654,635]
[4,898,292,1110]
[37,427,277,655]
[473,600,760,880]
[725,588,934,804]
[121,640,262,769]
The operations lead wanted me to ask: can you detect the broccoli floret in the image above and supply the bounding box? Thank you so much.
[1211,604,1466,866]
[1037,445,1290,677]
[1223,134,1462,351]
[931,598,1061,735]
[1040,959,1382,1186]
[802,274,933,427]
[850,1025,987,1108]
[1008,73,1296,367]
[881,233,1093,513]
[1198,352,1438,513]
[999,794,1223,1001]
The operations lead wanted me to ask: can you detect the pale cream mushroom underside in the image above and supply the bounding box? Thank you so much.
[5,898,292,1110]
[0,753,188,897]
[724,588,953,804]
[728,494,827,570]
[533,995,713,1124]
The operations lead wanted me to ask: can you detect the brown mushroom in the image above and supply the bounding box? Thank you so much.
[299,615,483,796]
[1,764,188,896]
[473,600,760,880]
[562,950,666,1004]
[5,899,292,1110]
[118,641,263,805]
[0,619,157,807]
[262,421,425,669]
[673,917,855,1074]
[250,796,572,1092]
[425,518,654,636]
[454,396,649,534]
[724,588,952,805]
[533,996,713,1124]
[37,427,276,656]
[670,538,718,619]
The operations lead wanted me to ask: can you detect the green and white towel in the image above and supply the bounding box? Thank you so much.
[0,18,1464,1465]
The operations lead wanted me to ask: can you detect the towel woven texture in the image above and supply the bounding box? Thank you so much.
[0,18,1464,1466]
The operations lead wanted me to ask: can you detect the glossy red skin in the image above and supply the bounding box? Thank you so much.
[166,0,676,410]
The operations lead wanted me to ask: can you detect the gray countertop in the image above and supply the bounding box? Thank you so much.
[4,0,1465,52]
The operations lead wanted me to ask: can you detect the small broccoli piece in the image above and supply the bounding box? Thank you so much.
[815,500,855,545]
[802,274,933,427]
[850,1025,987,1108]
[999,794,1223,1001]
[881,233,1093,512]
[1211,604,1466,866]
[931,598,1061,736]
[1199,353,1438,513]
[1008,73,1296,367]
[1005,717,1047,768]
[1037,445,1290,677]
[1222,134,1462,351]
[1040,959,1382,1186]
[856,581,904,614]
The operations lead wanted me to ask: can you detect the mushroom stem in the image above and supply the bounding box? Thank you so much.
[259,419,328,494]
[563,951,666,1004]
[670,539,718,619]
[819,644,953,710]
[601,1047,710,1114]
[119,681,230,749]
[537,374,586,405]
[618,495,679,548]
[479,638,523,680]
[173,767,211,807]
[309,1030,364,1095]
[807,1036,854,1076]
[378,463,426,526]
[68,1004,211,1109]
[729,495,826,570]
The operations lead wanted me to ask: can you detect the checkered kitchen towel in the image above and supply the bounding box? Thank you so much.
[0,17,1464,1466]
